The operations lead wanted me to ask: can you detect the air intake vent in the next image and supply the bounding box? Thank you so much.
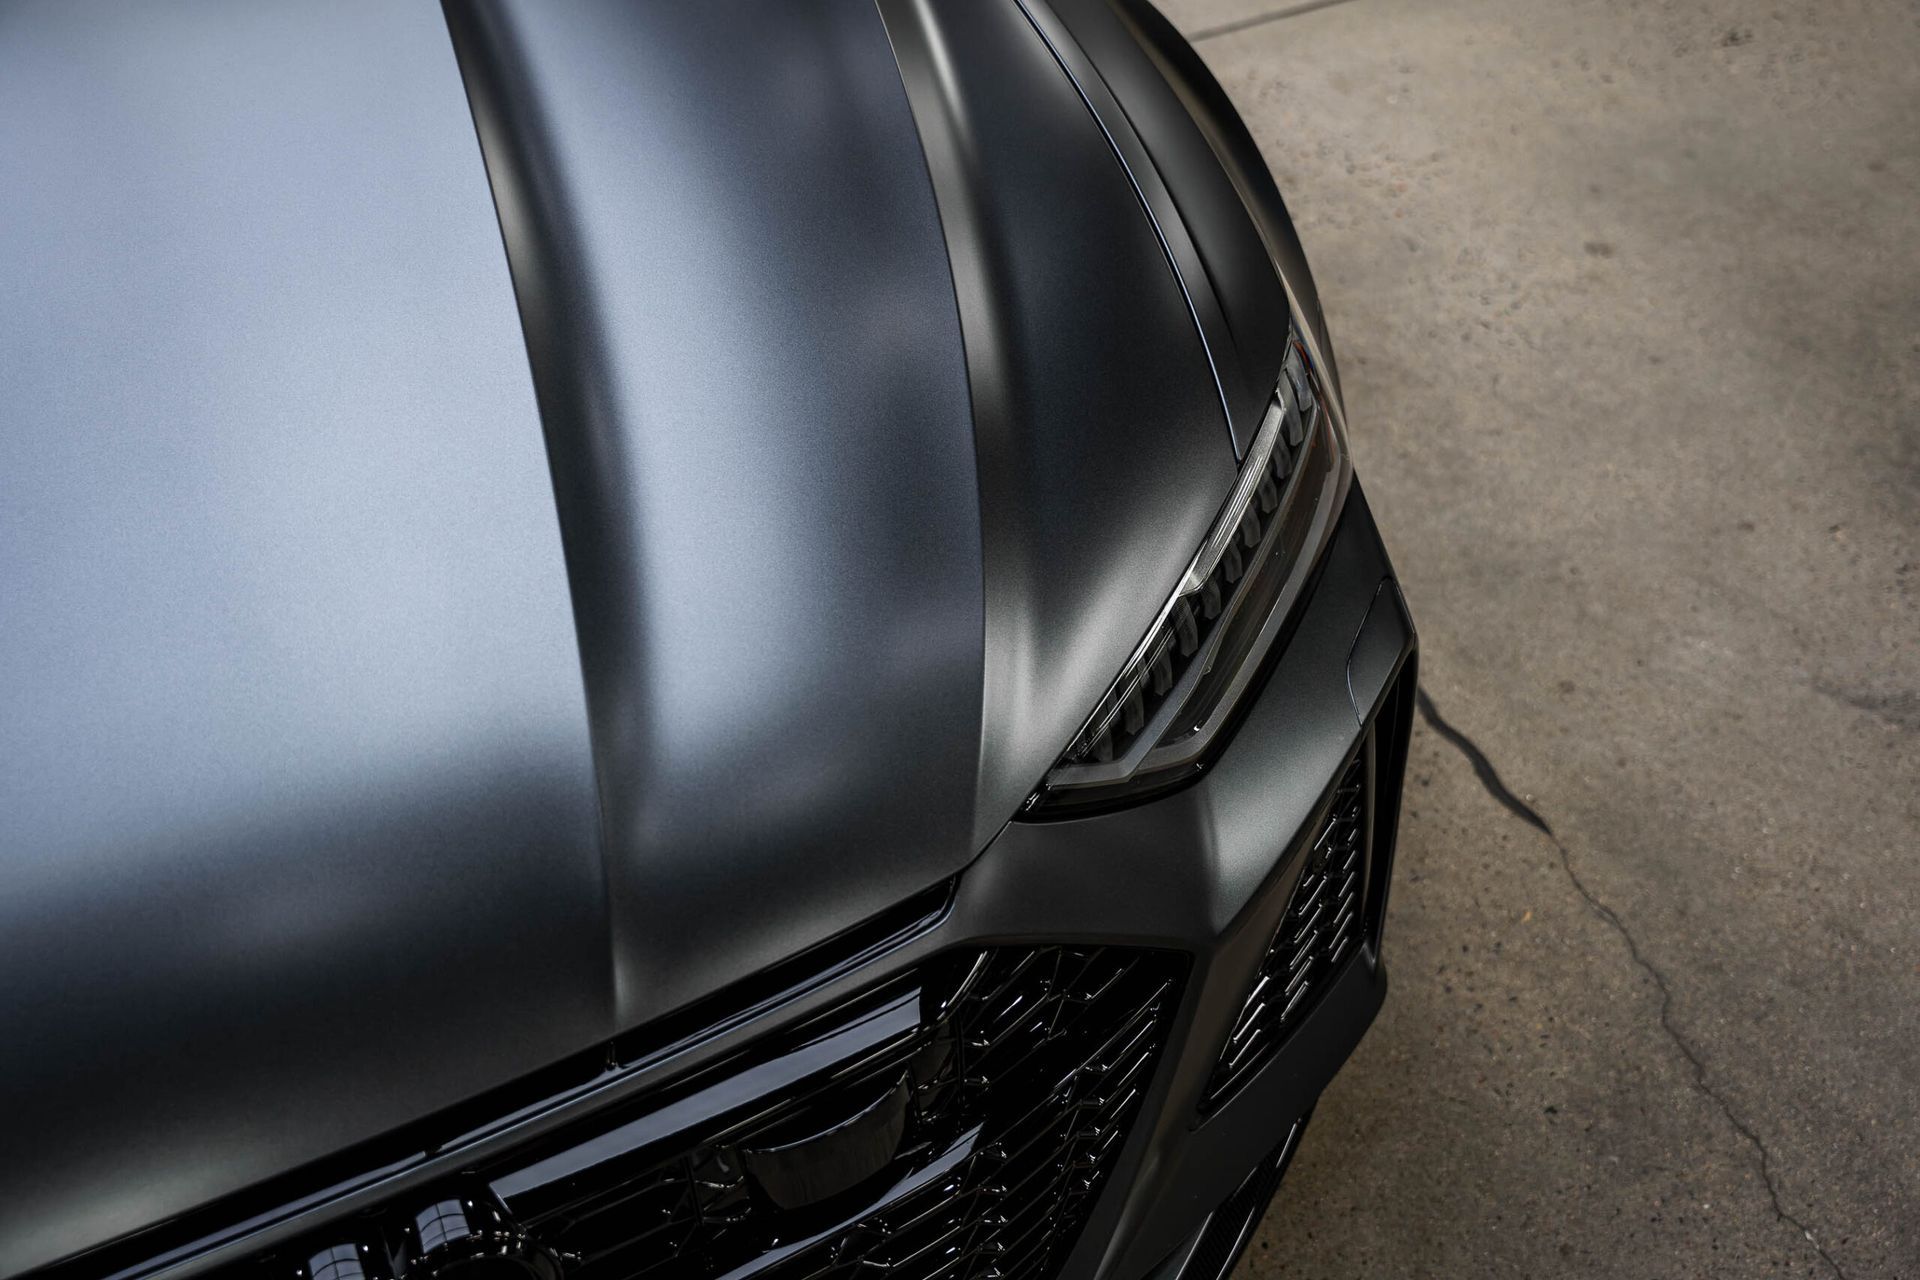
[1205,747,1370,1111]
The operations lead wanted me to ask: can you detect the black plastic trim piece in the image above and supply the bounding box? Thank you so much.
[1362,653,1418,951]
[1170,1114,1310,1280]
[607,883,955,1073]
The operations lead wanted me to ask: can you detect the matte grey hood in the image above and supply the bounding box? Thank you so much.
[0,5,610,1273]
[0,1,1244,1273]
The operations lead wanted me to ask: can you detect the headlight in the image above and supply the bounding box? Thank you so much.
[1028,327,1351,814]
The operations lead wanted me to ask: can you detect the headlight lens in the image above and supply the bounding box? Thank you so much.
[1028,329,1351,814]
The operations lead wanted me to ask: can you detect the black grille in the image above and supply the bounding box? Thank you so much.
[508,948,1178,1280]
[1205,749,1370,1109]
[236,948,1180,1280]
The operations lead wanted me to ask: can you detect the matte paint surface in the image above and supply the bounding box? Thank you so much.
[0,0,1263,1271]
[43,492,1407,1280]
[878,0,1239,843]
[1049,0,1304,438]
[1058,0,1341,401]
[0,3,605,1273]
[441,0,989,1032]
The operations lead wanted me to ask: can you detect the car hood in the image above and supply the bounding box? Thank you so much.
[0,0,1242,1273]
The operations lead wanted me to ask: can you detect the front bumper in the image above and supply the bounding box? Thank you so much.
[90,484,1414,1280]
[970,480,1416,1280]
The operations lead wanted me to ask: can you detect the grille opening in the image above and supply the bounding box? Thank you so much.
[1204,749,1370,1111]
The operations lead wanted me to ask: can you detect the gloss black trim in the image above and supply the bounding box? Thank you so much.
[605,883,955,1073]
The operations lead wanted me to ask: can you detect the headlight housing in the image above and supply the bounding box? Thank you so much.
[1027,328,1351,814]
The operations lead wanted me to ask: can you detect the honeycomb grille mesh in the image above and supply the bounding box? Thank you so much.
[1205,749,1369,1109]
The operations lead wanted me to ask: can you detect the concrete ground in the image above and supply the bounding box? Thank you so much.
[1156,0,1920,1275]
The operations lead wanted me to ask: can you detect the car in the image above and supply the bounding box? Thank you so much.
[0,2,1417,1279]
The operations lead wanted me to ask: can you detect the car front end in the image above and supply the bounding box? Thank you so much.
[0,3,1415,1280]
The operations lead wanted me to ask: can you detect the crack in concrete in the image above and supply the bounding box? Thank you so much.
[1415,691,1850,1280]
[1413,690,1554,838]
[1186,0,1362,44]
